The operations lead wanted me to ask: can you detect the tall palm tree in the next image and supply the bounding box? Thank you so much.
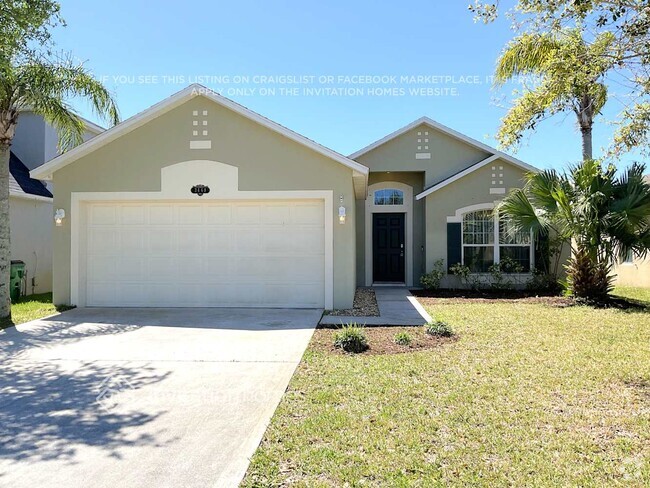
[0,56,119,318]
[494,28,615,161]
[498,160,650,300]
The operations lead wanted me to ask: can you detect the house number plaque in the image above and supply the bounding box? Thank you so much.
[191,184,210,196]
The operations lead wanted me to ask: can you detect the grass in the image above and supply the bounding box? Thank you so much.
[613,285,650,306]
[0,293,72,330]
[243,291,650,487]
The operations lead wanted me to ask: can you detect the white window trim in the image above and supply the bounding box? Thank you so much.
[449,203,535,272]
[365,181,413,286]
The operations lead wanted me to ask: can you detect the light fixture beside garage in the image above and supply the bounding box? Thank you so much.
[339,195,346,224]
[54,208,65,226]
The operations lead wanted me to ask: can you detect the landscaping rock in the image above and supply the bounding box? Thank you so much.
[326,288,380,317]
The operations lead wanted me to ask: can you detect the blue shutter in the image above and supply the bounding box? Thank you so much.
[447,222,462,271]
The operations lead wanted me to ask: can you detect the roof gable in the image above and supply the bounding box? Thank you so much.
[416,155,533,200]
[31,85,369,193]
[349,116,536,174]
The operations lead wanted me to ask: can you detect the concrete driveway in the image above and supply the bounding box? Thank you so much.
[0,307,320,488]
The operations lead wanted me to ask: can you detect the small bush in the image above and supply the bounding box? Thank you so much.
[425,320,454,337]
[449,263,483,290]
[333,323,369,353]
[420,259,445,290]
[394,332,412,346]
[526,268,563,294]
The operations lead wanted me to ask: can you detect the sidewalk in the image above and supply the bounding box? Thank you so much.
[320,287,432,326]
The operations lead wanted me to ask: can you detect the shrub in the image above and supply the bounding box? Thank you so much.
[394,332,412,346]
[526,268,563,294]
[449,262,470,280]
[487,262,512,291]
[333,323,369,353]
[425,320,454,337]
[420,259,445,290]
[449,263,483,290]
[566,249,614,300]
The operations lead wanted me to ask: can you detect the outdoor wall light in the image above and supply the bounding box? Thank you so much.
[338,195,346,224]
[339,205,346,224]
[54,208,65,226]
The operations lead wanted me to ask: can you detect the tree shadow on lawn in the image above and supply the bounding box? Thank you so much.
[414,289,650,313]
[0,360,171,464]
[607,296,650,314]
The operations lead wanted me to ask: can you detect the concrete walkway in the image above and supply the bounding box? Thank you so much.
[0,307,320,488]
[320,287,432,326]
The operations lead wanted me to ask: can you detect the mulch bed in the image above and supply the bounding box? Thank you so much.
[325,287,380,316]
[311,326,456,355]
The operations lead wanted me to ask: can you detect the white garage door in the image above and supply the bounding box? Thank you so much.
[85,200,325,308]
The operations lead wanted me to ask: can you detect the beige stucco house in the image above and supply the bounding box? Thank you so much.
[32,84,540,309]
[613,175,650,288]
[615,254,650,288]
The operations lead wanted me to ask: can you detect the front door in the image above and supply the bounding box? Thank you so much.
[373,213,405,282]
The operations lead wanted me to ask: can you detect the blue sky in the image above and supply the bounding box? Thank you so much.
[53,0,641,170]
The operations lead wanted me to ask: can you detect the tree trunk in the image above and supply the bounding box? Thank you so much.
[581,125,593,161]
[0,110,18,319]
[577,94,594,161]
[0,143,11,318]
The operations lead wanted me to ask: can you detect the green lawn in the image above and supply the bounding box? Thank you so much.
[613,285,650,305]
[0,293,71,330]
[243,291,650,487]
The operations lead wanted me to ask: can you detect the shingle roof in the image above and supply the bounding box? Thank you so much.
[9,152,52,199]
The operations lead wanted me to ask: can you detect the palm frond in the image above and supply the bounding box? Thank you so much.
[496,188,549,237]
[30,95,85,149]
[526,169,561,213]
[12,54,119,151]
[496,83,558,149]
[494,33,560,85]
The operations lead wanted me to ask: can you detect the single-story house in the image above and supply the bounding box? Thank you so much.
[31,84,540,310]
[9,111,103,296]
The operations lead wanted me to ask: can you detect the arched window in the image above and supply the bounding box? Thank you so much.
[374,188,404,205]
[462,210,531,272]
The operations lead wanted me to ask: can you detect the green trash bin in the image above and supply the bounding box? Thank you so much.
[10,260,25,302]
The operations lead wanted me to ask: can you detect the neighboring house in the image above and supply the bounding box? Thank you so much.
[32,84,541,310]
[9,152,54,295]
[9,111,104,296]
[613,174,650,288]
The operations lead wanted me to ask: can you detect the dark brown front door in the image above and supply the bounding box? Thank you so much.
[373,213,405,282]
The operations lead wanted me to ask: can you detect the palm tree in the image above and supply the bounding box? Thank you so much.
[494,28,615,161]
[0,55,119,318]
[498,160,650,300]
